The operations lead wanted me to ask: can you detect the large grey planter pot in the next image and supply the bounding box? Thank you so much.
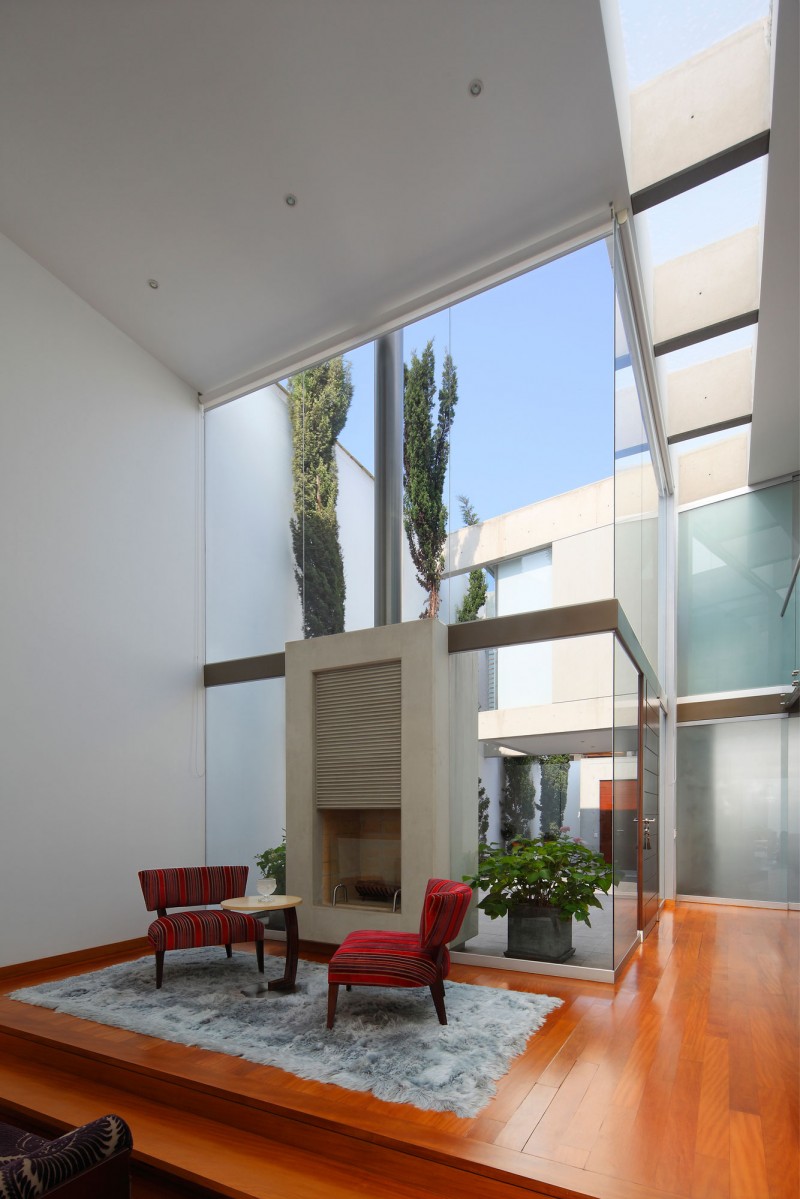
[505,904,575,963]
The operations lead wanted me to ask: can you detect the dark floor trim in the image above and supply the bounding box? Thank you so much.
[654,310,759,358]
[631,131,770,214]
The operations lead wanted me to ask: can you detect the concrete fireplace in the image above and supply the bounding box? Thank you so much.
[285,618,478,945]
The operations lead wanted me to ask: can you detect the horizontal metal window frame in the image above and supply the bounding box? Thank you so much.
[653,310,759,358]
[667,414,752,445]
[676,694,787,722]
[630,131,770,215]
[204,598,663,707]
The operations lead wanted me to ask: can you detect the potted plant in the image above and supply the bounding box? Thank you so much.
[254,835,287,930]
[465,835,614,963]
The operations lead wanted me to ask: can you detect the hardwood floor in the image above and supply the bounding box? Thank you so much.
[0,903,797,1199]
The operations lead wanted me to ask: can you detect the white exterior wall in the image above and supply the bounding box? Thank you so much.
[336,444,375,632]
[205,387,302,661]
[0,233,204,967]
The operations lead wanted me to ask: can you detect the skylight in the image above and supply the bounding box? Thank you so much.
[618,0,772,88]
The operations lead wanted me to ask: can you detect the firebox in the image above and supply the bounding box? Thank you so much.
[321,809,401,911]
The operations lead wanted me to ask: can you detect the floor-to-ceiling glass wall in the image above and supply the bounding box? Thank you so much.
[204,353,376,875]
[203,225,667,978]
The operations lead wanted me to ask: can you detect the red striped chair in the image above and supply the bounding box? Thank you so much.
[138,866,265,988]
[326,878,473,1029]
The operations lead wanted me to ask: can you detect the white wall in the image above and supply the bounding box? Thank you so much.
[0,234,204,966]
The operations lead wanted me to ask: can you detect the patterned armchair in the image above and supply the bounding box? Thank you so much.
[0,1113,132,1198]
[327,878,473,1028]
[138,865,265,988]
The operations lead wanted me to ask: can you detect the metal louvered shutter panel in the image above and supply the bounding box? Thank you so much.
[314,660,401,808]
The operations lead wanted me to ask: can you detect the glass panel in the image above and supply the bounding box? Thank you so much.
[613,642,640,968]
[618,0,772,88]
[671,425,751,507]
[677,482,796,695]
[205,350,375,663]
[496,549,553,708]
[403,238,615,624]
[635,158,766,266]
[676,717,789,902]
[614,228,661,675]
[205,679,286,885]
[205,387,302,661]
[656,327,755,441]
[459,634,617,973]
[286,354,375,639]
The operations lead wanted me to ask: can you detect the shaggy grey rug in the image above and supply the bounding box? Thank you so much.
[10,950,562,1118]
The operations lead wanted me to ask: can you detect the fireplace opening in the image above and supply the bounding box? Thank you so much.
[320,809,401,912]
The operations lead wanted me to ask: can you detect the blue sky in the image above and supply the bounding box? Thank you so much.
[618,0,770,88]
[341,237,615,527]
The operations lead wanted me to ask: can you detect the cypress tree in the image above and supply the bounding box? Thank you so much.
[538,754,571,838]
[287,358,353,638]
[500,755,537,849]
[403,341,458,619]
[456,494,488,623]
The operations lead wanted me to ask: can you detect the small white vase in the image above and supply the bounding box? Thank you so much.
[256,877,277,898]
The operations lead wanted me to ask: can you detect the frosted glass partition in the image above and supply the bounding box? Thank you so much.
[677,482,796,695]
[205,678,286,883]
[613,643,640,968]
[676,717,790,903]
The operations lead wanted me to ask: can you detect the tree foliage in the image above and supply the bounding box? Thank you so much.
[456,494,488,623]
[403,342,458,619]
[500,756,537,849]
[478,777,490,847]
[538,754,571,839]
[287,358,353,638]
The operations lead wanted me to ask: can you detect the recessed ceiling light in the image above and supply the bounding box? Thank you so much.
[285,193,297,207]
[147,279,159,289]
[468,79,483,97]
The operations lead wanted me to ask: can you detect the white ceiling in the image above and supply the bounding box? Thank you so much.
[0,0,628,398]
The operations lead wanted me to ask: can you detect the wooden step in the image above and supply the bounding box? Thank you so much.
[0,1026,569,1199]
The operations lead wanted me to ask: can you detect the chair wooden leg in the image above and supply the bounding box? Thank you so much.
[327,983,339,1029]
[346,984,352,992]
[155,951,165,990]
[255,941,264,973]
[225,942,233,959]
[429,979,447,1025]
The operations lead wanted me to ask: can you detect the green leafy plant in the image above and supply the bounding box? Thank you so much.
[403,341,458,619]
[465,835,614,926]
[254,835,286,894]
